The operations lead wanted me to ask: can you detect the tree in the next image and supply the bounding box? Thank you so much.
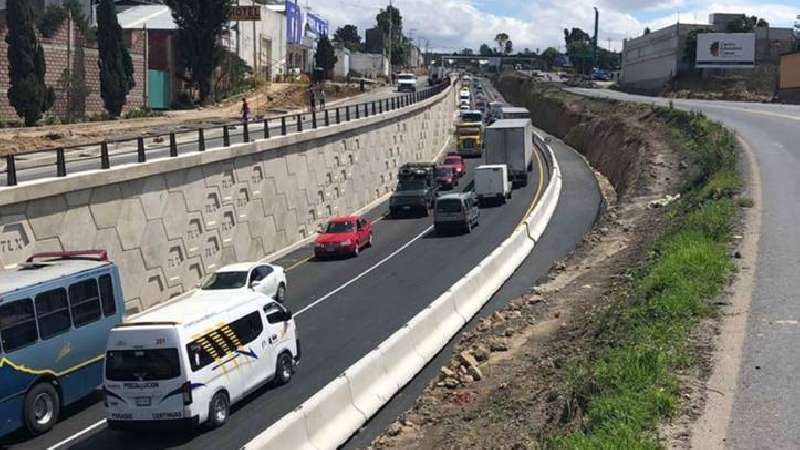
[479,43,493,56]
[494,33,509,54]
[164,0,232,103]
[315,34,338,74]
[333,24,361,52]
[504,40,513,55]
[726,16,768,33]
[377,5,407,67]
[96,0,134,118]
[542,47,558,70]
[461,48,474,55]
[683,27,713,68]
[5,0,54,126]
[564,27,593,74]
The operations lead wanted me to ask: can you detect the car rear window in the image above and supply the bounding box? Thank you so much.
[444,158,461,165]
[201,271,248,290]
[437,199,463,213]
[106,349,181,381]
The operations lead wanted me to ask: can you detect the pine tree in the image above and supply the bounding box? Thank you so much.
[96,0,134,118]
[5,0,54,126]
[315,35,338,76]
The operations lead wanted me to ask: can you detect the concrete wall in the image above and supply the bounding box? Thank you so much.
[0,84,456,313]
[351,53,389,79]
[335,48,351,79]
[622,23,707,91]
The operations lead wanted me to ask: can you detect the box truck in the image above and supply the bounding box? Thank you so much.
[484,119,533,187]
[474,165,512,205]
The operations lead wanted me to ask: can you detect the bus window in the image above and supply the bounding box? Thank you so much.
[35,288,71,340]
[0,299,37,353]
[98,274,116,317]
[69,279,101,327]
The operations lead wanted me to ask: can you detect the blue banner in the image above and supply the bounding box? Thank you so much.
[286,1,304,44]
[306,12,329,37]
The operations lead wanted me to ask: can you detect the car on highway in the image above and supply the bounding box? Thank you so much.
[397,73,418,92]
[442,155,466,178]
[199,262,287,303]
[390,163,439,217]
[434,192,480,234]
[104,292,299,431]
[435,165,459,190]
[0,250,125,438]
[314,216,373,258]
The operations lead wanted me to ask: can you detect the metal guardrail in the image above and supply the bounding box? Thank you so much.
[2,79,452,187]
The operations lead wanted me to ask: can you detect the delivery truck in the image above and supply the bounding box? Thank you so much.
[474,165,512,205]
[484,119,533,187]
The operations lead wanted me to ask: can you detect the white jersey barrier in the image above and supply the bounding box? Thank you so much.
[246,136,563,450]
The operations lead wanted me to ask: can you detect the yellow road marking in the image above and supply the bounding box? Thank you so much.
[285,256,312,272]
[517,144,547,229]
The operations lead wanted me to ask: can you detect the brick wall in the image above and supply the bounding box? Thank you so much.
[0,14,146,122]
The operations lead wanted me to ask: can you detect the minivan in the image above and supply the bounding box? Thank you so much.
[434,192,480,234]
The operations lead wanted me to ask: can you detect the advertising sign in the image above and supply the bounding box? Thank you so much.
[306,12,329,37]
[231,5,261,21]
[286,0,304,45]
[696,33,755,68]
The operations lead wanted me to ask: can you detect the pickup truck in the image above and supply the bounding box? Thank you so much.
[397,73,418,92]
[389,163,439,217]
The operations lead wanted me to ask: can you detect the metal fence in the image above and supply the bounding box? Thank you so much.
[3,79,452,187]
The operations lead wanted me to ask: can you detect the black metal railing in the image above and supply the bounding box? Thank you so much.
[1,78,452,187]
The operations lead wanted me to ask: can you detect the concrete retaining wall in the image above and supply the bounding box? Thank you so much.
[0,85,456,312]
[245,135,563,450]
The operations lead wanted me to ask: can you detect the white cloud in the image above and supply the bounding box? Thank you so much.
[307,0,799,53]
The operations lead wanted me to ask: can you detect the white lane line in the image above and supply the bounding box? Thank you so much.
[295,225,433,317]
[47,419,107,450]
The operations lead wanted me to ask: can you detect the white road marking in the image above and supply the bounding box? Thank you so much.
[47,419,107,450]
[295,225,433,317]
[775,320,799,325]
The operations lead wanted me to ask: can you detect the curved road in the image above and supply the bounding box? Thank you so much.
[569,87,800,449]
[0,84,600,450]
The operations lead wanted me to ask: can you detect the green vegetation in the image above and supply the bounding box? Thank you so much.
[96,0,135,118]
[315,34,338,75]
[550,108,741,449]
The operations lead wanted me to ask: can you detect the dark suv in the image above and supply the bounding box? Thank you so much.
[389,163,439,218]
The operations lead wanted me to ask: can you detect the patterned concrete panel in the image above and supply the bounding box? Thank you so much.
[0,214,34,268]
[90,185,123,229]
[140,220,169,270]
[162,192,189,241]
[141,175,169,219]
[26,195,67,240]
[59,206,96,251]
[164,239,186,288]
[117,198,148,250]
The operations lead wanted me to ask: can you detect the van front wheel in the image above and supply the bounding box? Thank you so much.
[274,352,295,386]
[24,382,60,435]
[207,392,229,429]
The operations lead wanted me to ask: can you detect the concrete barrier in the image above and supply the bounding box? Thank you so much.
[302,376,367,450]
[245,409,317,450]
[246,135,563,450]
[344,349,401,418]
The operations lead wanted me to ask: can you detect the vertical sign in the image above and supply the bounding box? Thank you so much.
[306,12,329,37]
[286,0,304,45]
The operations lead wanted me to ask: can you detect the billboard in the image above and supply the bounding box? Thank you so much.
[306,12,329,37]
[696,33,755,68]
[231,5,261,21]
[286,0,304,45]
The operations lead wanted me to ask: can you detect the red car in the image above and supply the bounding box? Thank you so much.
[314,216,373,258]
[442,155,466,178]
[435,165,458,190]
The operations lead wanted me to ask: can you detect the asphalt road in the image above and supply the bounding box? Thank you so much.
[569,87,800,449]
[3,82,424,184]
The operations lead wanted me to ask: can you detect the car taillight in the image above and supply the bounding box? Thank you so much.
[182,382,193,405]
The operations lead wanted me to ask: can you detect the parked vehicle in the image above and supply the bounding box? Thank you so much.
[484,119,534,187]
[314,216,373,258]
[104,292,298,431]
[498,106,531,120]
[435,165,458,190]
[390,163,439,217]
[397,73,418,92]
[434,192,480,234]
[0,250,125,437]
[442,155,466,178]
[474,164,513,205]
[199,262,287,303]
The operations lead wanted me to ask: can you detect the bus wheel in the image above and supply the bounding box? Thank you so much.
[24,382,60,435]
[207,391,230,429]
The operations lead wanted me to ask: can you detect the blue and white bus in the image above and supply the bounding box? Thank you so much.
[0,250,125,437]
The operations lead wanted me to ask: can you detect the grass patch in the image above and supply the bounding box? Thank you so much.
[548,108,739,449]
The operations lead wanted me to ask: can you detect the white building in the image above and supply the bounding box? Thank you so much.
[350,53,389,79]
[334,47,350,79]
[228,0,287,81]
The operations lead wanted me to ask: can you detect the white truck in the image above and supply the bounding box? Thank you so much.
[474,165,512,205]
[397,73,418,92]
[499,106,531,120]
[484,119,534,187]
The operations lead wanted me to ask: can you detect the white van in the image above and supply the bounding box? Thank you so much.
[474,164,512,205]
[103,291,299,431]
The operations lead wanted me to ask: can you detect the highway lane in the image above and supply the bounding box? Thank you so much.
[568,87,800,449]
[3,82,427,184]
[2,124,551,449]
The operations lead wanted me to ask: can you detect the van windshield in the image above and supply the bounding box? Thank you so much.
[461,113,482,122]
[106,349,181,381]
[201,271,248,290]
[437,199,463,212]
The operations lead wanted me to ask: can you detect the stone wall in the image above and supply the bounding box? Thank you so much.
[0,84,456,312]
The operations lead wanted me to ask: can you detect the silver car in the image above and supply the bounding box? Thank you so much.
[434,192,480,234]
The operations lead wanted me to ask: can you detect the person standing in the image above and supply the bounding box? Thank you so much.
[241,98,250,122]
[309,88,317,113]
[319,89,326,110]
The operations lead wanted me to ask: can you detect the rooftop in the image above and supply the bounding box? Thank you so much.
[0,258,111,296]
[125,289,268,328]
[489,118,532,129]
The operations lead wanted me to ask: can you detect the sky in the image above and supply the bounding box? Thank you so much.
[306,0,800,53]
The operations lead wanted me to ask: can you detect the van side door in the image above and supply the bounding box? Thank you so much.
[263,303,295,373]
[229,311,269,393]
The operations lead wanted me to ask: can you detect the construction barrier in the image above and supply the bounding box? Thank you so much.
[302,376,366,450]
[344,348,401,418]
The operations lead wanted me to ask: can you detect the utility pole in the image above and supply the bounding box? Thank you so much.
[593,6,599,71]
[388,0,393,80]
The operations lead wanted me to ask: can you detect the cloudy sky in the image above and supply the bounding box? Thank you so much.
[307,0,800,52]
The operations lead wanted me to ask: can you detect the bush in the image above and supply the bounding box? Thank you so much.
[123,107,163,119]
